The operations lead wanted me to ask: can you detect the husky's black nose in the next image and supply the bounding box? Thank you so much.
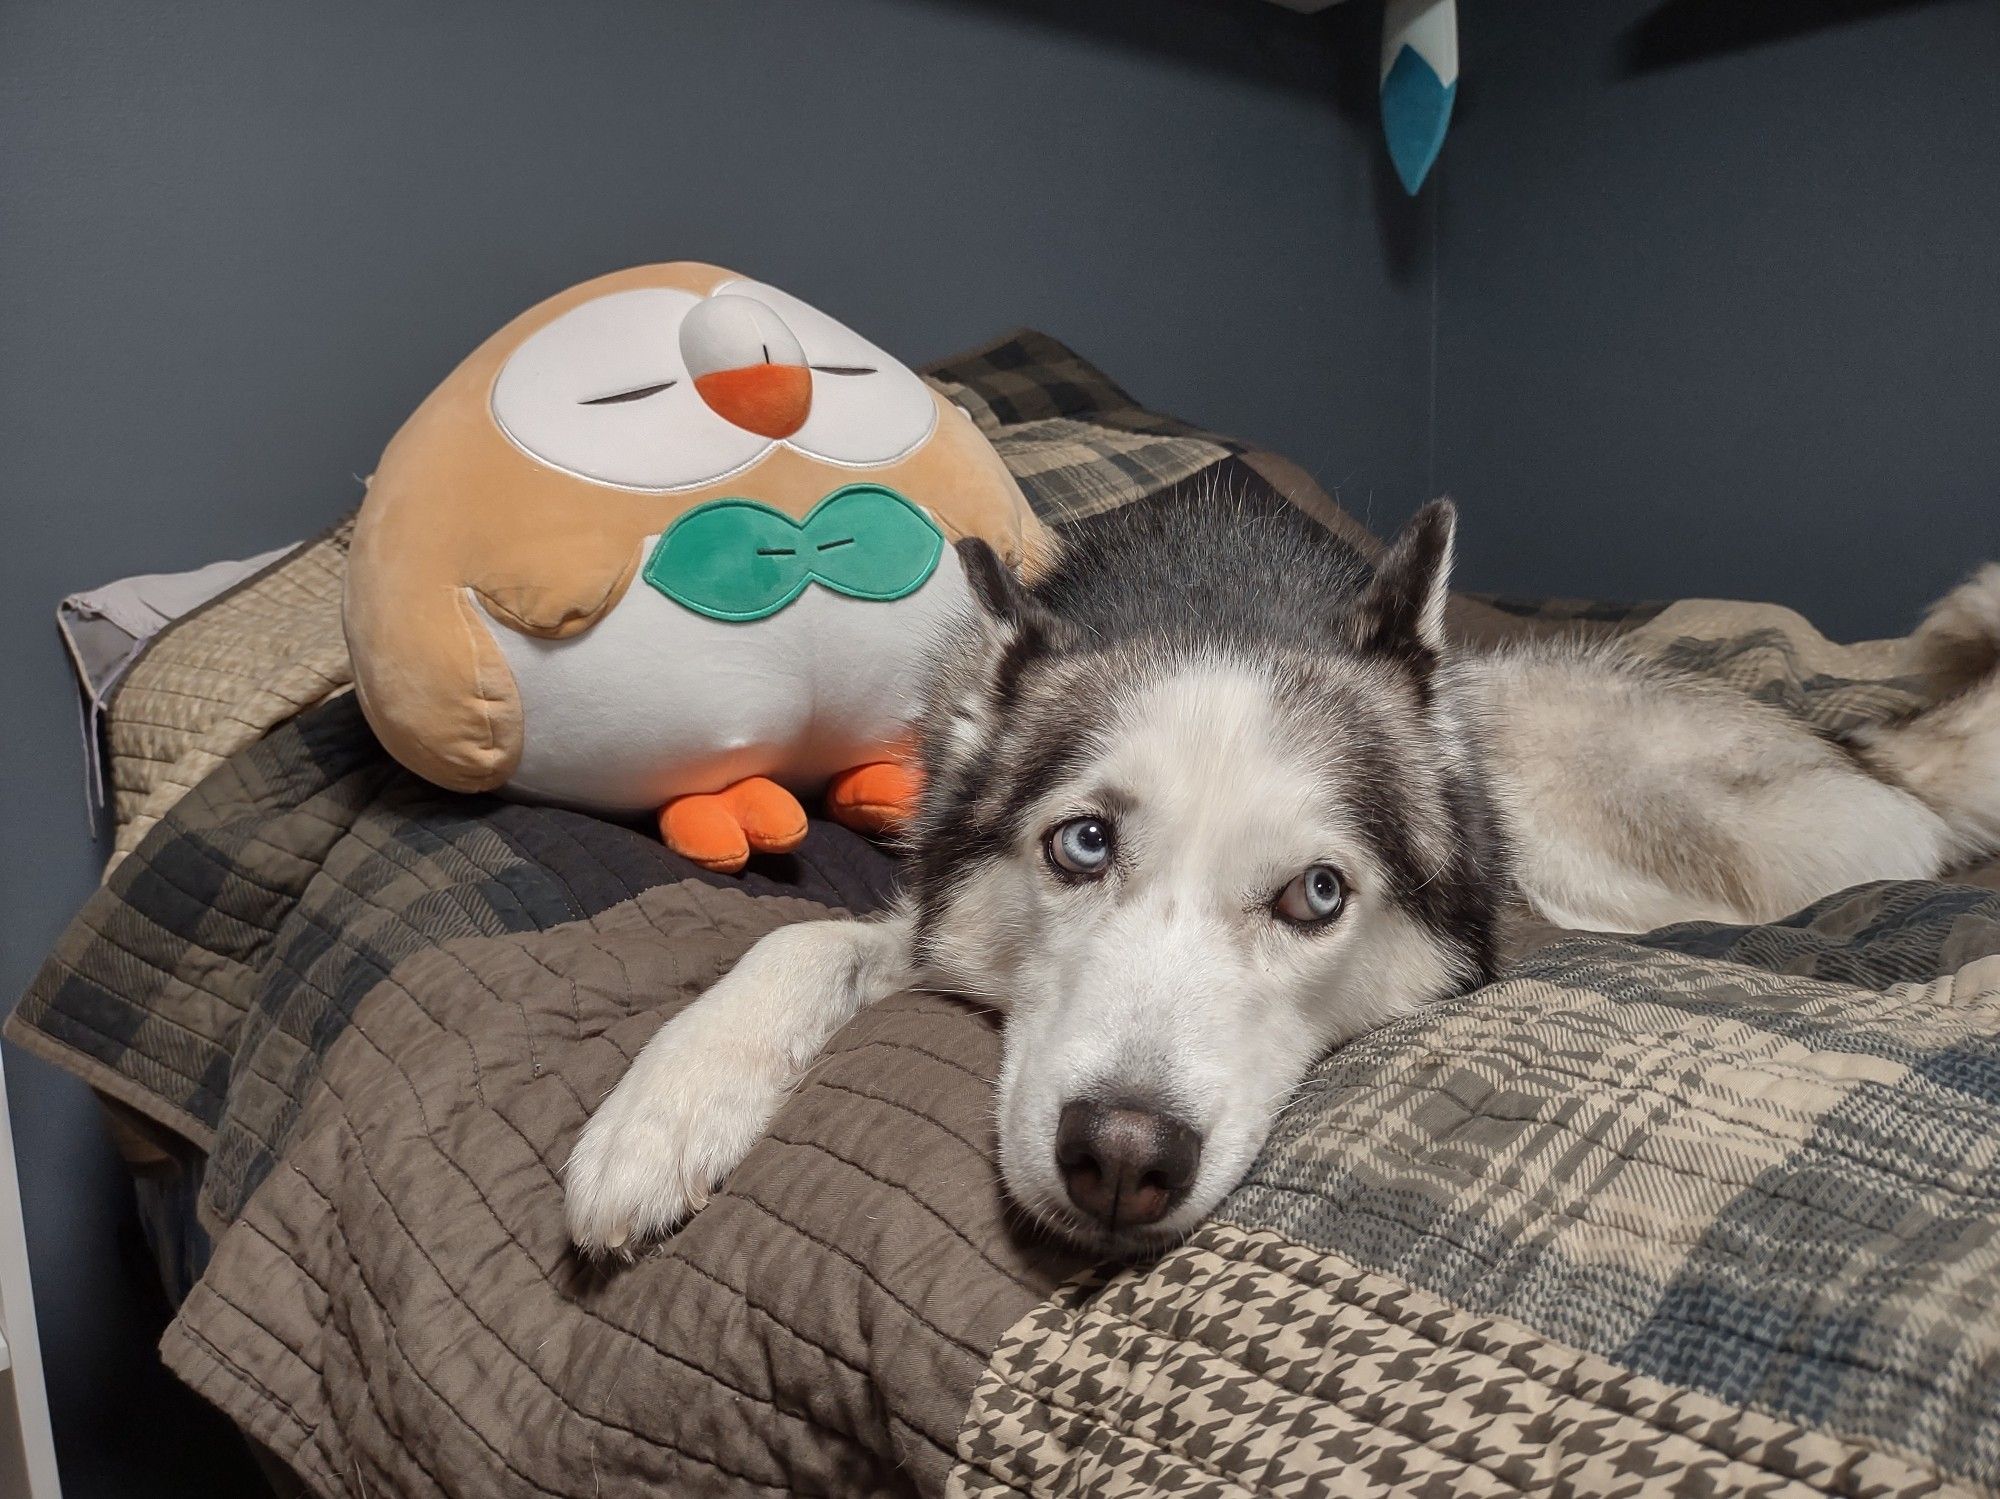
[1055,1100,1202,1231]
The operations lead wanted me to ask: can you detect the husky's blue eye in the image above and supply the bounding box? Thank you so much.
[1275,865,1345,926]
[1047,817,1115,879]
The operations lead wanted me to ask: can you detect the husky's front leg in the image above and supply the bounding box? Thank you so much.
[566,908,913,1258]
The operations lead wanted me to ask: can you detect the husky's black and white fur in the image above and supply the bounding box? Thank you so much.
[568,497,2000,1258]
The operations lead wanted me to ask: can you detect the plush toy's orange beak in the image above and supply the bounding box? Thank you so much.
[694,363,813,440]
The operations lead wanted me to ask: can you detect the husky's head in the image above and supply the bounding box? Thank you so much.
[906,498,1502,1256]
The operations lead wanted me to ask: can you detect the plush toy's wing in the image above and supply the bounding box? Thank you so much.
[463,538,641,640]
[344,361,660,793]
[344,506,526,793]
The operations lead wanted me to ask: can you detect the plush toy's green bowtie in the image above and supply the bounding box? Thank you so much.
[642,484,944,623]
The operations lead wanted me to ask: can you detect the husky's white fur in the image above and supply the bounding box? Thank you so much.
[567,497,2000,1258]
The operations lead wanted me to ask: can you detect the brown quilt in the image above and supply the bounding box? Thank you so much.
[13,334,1999,1497]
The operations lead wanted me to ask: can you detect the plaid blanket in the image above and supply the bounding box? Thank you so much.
[12,334,1998,1498]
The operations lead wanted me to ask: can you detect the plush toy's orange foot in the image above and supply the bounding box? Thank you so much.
[659,776,808,874]
[825,760,924,837]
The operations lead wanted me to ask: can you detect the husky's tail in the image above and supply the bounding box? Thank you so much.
[1849,563,2000,863]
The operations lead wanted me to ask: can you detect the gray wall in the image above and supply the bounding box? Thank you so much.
[1435,0,2000,641]
[0,3,1422,1494]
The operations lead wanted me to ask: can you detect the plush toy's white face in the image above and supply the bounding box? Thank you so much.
[490,279,939,491]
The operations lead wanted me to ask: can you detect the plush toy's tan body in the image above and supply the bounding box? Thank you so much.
[345,262,1049,869]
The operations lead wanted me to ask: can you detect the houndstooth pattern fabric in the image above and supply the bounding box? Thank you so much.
[953,1223,1970,1499]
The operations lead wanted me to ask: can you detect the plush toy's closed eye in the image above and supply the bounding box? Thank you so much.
[581,380,678,405]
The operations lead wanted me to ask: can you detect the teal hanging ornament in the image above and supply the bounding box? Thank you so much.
[1380,0,1458,195]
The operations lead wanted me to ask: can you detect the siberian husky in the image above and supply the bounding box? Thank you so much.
[567,496,2000,1259]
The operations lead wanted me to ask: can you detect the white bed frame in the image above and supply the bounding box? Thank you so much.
[0,1060,62,1497]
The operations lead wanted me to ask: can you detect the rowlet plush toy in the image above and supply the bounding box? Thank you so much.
[344,262,1050,872]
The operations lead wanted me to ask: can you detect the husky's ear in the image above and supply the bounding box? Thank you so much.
[957,535,1075,641]
[957,537,1035,628]
[953,536,1073,715]
[1356,498,1455,672]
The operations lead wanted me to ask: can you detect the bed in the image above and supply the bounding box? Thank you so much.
[13,332,2000,1498]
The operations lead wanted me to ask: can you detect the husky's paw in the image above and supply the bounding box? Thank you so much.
[564,1029,785,1259]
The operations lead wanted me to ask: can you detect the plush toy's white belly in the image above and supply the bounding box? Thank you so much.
[481,541,969,815]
